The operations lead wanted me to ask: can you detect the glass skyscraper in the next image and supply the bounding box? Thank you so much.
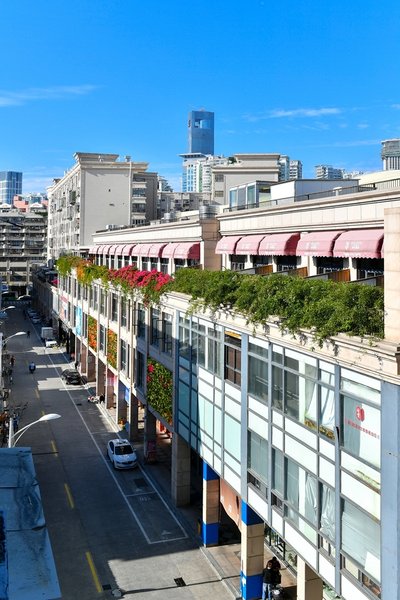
[188,110,214,155]
[0,171,23,204]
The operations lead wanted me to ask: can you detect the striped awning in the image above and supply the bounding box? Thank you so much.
[114,244,127,255]
[148,243,168,257]
[136,243,154,257]
[162,243,179,258]
[105,244,118,255]
[121,244,139,256]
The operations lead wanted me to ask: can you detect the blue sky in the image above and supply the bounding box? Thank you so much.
[1,0,400,193]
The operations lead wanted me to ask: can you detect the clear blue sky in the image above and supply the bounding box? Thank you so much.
[1,0,400,193]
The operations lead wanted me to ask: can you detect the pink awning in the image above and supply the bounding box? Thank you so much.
[100,245,111,255]
[162,243,179,258]
[148,243,167,257]
[296,231,345,257]
[235,234,266,255]
[114,244,127,255]
[137,243,153,257]
[215,236,243,254]
[121,244,139,256]
[89,246,97,254]
[333,229,384,259]
[173,242,200,260]
[95,245,104,254]
[106,244,118,255]
[259,233,300,256]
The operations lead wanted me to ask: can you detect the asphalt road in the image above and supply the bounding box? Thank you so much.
[5,309,233,600]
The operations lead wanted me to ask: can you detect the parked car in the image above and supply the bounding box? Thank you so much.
[45,339,58,348]
[18,295,32,301]
[31,316,41,324]
[61,369,82,385]
[107,439,138,469]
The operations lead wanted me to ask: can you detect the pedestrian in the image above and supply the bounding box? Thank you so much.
[74,360,79,369]
[99,394,105,404]
[262,557,281,600]
[10,356,15,367]
[27,330,30,338]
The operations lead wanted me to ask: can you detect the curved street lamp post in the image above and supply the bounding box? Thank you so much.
[8,413,61,447]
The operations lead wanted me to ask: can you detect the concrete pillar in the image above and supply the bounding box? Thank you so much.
[201,463,219,546]
[87,350,95,381]
[240,501,264,600]
[171,434,191,507]
[129,394,139,440]
[296,557,323,600]
[384,207,400,341]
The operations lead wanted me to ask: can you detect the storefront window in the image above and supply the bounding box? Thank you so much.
[342,499,380,583]
[248,430,268,486]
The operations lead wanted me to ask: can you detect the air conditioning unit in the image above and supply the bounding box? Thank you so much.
[105,224,121,231]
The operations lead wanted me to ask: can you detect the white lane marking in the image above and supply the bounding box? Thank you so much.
[44,347,188,544]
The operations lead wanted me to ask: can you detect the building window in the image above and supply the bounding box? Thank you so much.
[341,499,380,585]
[178,316,191,362]
[161,313,173,355]
[150,308,160,347]
[248,430,268,495]
[99,324,106,353]
[230,254,246,271]
[248,342,268,402]
[137,305,146,339]
[340,375,380,469]
[100,290,106,315]
[121,297,129,329]
[285,457,317,527]
[224,333,241,386]
[111,293,118,322]
[136,351,145,389]
[160,258,169,274]
[276,256,298,271]
[120,340,129,375]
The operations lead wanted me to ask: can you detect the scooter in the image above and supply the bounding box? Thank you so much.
[271,584,286,598]
[29,363,36,373]
[87,396,98,403]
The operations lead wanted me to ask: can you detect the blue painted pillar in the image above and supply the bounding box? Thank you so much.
[202,463,220,546]
[240,501,264,600]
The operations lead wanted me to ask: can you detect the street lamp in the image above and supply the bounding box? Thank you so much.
[1,331,25,346]
[8,413,61,447]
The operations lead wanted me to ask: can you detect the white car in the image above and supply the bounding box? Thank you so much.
[45,339,58,348]
[107,439,138,469]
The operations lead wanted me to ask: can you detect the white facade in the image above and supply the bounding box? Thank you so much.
[47,153,157,260]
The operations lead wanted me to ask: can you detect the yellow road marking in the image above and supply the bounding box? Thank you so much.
[85,551,102,593]
[51,440,58,456]
[64,483,75,509]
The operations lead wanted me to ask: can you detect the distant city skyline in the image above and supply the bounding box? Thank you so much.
[1,1,400,193]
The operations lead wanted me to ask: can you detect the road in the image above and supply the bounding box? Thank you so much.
[5,309,233,600]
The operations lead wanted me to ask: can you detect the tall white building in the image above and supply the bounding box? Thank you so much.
[180,153,228,193]
[381,139,400,170]
[47,153,157,261]
[289,159,303,180]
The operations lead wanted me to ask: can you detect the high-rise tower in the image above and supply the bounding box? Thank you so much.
[188,110,214,155]
[0,171,23,204]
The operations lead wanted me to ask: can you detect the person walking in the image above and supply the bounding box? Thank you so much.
[10,355,15,367]
[27,330,31,338]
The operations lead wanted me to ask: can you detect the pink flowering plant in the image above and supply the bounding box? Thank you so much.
[146,358,173,423]
[109,266,173,306]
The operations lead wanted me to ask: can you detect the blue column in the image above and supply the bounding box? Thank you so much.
[240,501,264,600]
[202,462,220,546]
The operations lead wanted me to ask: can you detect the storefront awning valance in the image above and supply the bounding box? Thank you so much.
[215,236,243,254]
[95,245,105,254]
[121,244,139,256]
[296,231,345,257]
[89,246,97,254]
[173,242,200,260]
[100,245,111,255]
[258,233,300,256]
[137,243,154,257]
[235,234,266,255]
[333,229,384,259]
[105,244,118,255]
[114,244,127,255]
[162,243,179,258]
[148,243,167,257]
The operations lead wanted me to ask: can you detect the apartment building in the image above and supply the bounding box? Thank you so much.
[0,206,47,297]
[39,171,400,600]
[47,152,158,261]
